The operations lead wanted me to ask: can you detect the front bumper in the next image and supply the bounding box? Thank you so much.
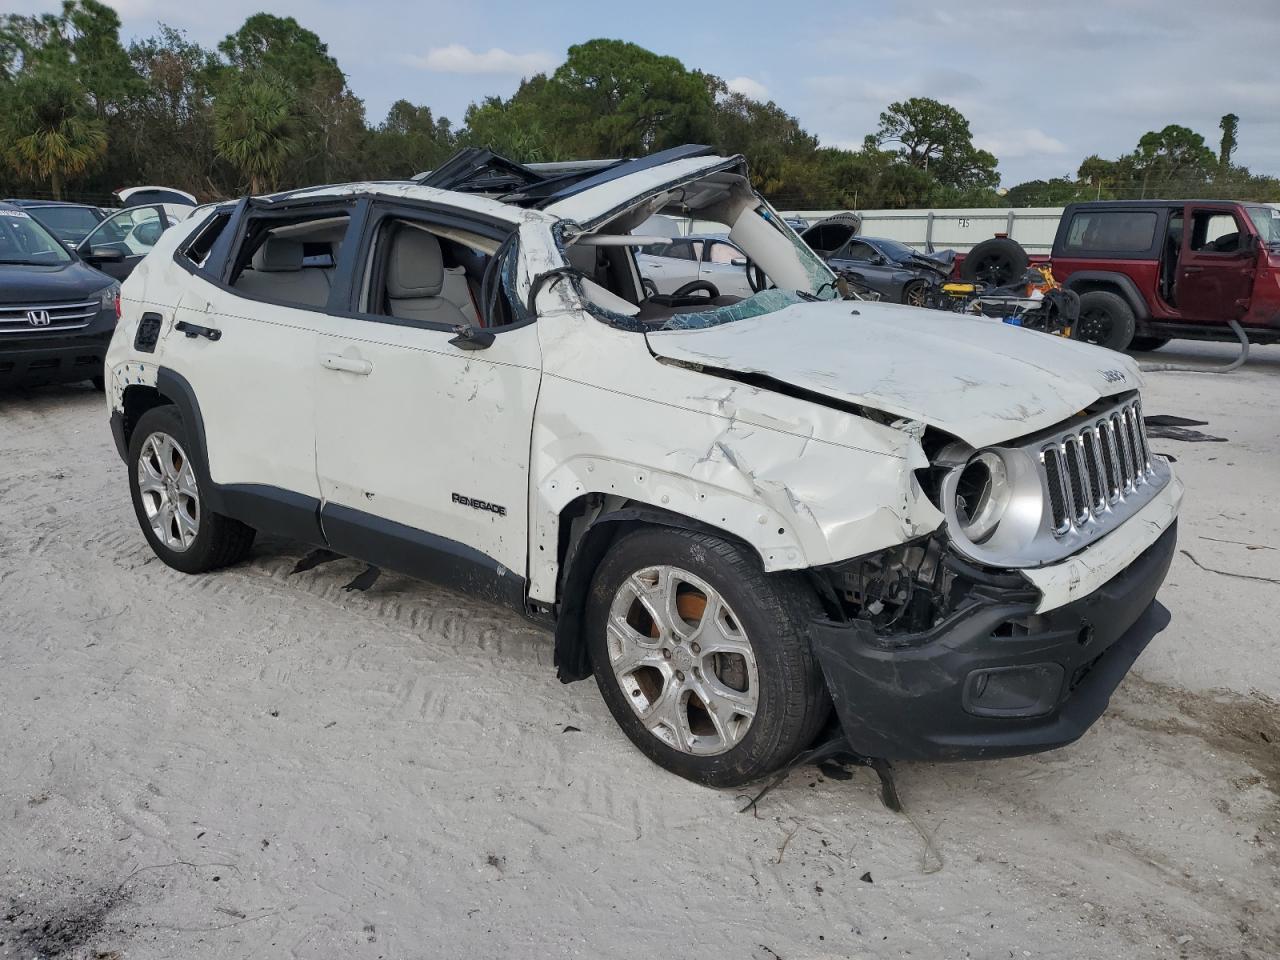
[809,520,1176,761]
[0,313,115,388]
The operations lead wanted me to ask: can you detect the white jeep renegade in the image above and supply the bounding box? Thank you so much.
[106,147,1183,787]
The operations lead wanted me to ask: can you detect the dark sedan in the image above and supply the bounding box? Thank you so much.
[800,219,951,305]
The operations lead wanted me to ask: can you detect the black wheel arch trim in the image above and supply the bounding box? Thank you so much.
[552,503,762,683]
[1062,272,1150,320]
[151,367,225,514]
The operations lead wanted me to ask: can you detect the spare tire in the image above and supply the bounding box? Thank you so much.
[961,237,1029,287]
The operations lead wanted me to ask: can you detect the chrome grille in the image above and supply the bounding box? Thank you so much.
[0,299,99,335]
[1039,399,1154,538]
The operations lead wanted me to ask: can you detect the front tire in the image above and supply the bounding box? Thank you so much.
[1075,290,1136,351]
[127,405,255,573]
[586,526,830,787]
[902,279,928,307]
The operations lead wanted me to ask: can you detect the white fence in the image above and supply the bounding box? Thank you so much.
[677,206,1066,253]
[779,207,1066,253]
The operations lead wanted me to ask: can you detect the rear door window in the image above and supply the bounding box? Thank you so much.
[229,210,351,311]
[1063,210,1158,254]
[842,240,879,262]
[703,241,742,264]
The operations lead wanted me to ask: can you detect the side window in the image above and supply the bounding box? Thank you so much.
[1063,211,1157,254]
[361,215,514,328]
[1188,210,1243,254]
[666,241,696,261]
[179,212,230,272]
[704,241,742,264]
[229,210,350,309]
[843,240,877,261]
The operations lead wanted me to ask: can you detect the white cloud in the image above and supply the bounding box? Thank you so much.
[973,128,1069,159]
[726,76,768,101]
[408,44,555,75]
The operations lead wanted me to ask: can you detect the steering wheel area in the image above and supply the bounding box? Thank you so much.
[671,279,719,299]
[645,279,721,309]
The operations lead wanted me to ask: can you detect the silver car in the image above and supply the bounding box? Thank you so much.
[635,234,755,300]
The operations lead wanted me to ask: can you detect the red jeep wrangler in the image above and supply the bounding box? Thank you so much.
[1050,200,1280,351]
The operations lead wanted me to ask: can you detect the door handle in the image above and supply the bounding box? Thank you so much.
[320,353,372,375]
[1183,266,1203,273]
[174,320,221,341]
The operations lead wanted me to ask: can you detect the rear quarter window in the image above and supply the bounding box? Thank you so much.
[1062,210,1158,254]
[179,212,230,272]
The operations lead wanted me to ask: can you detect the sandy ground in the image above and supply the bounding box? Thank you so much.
[1,341,1277,960]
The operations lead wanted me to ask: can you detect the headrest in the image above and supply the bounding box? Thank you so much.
[388,227,444,298]
[252,237,304,272]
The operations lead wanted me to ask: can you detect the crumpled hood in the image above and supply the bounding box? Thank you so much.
[645,299,1141,448]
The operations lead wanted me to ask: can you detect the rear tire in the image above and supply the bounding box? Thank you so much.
[1075,290,1136,351]
[586,525,830,788]
[127,405,255,574]
[960,237,1028,287]
[1128,335,1170,352]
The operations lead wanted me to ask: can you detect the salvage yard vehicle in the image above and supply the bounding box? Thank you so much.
[800,215,951,305]
[635,234,755,299]
[0,203,120,389]
[1047,200,1280,351]
[105,146,1182,787]
[75,203,193,282]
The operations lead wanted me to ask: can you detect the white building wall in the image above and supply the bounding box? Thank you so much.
[779,207,1066,253]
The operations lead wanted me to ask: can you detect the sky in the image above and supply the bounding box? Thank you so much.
[6,0,1280,186]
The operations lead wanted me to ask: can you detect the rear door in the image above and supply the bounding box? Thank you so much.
[162,198,359,541]
[637,239,701,294]
[828,239,901,295]
[1176,205,1257,324]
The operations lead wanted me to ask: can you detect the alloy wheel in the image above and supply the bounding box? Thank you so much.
[137,431,201,552]
[606,565,759,756]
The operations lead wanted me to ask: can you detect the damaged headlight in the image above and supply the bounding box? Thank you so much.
[936,444,1046,564]
[954,450,1010,543]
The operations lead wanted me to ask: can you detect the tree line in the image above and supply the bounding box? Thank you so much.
[1,2,1275,210]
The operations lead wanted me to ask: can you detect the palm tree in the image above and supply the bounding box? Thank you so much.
[0,68,108,199]
[214,76,299,194]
